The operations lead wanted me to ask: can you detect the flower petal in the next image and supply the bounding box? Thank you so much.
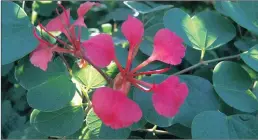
[92,87,142,129]
[46,9,70,32]
[82,34,115,68]
[152,76,188,117]
[73,2,99,27]
[151,28,186,65]
[121,15,144,49]
[30,44,53,71]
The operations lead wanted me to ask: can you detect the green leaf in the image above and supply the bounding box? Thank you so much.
[215,1,258,35]
[86,109,131,139]
[241,44,258,72]
[2,63,14,76]
[164,123,192,139]
[73,65,106,89]
[193,66,213,82]
[234,37,258,52]
[30,104,85,136]
[2,2,37,65]
[163,8,236,50]
[8,126,48,139]
[172,75,220,127]
[15,57,68,89]
[32,1,57,17]
[124,1,172,14]
[16,57,76,112]
[1,100,27,137]
[192,111,258,139]
[213,61,258,112]
[133,75,175,127]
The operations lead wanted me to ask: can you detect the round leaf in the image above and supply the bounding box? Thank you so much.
[213,61,258,112]
[172,75,220,127]
[215,1,258,35]
[163,8,236,50]
[73,65,106,89]
[27,75,76,112]
[192,111,258,139]
[241,44,258,72]
[30,105,84,136]
[2,2,37,65]
[16,57,76,111]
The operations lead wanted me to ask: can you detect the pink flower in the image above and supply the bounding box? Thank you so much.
[152,76,188,117]
[30,2,113,70]
[92,87,142,129]
[91,16,188,129]
[30,28,72,71]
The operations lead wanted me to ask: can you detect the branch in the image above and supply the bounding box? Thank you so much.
[173,54,241,75]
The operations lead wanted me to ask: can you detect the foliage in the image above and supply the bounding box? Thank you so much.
[2,1,258,139]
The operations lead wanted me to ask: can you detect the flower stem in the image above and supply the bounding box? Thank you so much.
[132,67,171,76]
[130,57,153,74]
[127,77,153,88]
[173,54,241,75]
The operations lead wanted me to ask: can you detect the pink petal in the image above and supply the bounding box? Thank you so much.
[82,34,115,68]
[121,15,144,49]
[152,76,188,117]
[30,44,53,71]
[73,17,86,27]
[150,29,186,65]
[92,87,142,129]
[46,9,70,32]
[73,2,98,27]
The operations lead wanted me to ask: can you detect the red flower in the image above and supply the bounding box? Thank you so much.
[91,16,188,129]
[30,2,113,70]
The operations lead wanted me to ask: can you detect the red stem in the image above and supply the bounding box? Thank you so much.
[132,67,171,76]
[57,4,70,26]
[33,28,54,47]
[127,77,153,88]
[38,23,70,48]
[130,57,154,74]
[130,82,150,92]
[124,45,134,73]
[52,46,74,53]
[113,57,124,74]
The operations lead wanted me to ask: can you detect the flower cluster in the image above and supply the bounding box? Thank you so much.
[30,2,112,70]
[30,2,188,130]
[90,16,188,129]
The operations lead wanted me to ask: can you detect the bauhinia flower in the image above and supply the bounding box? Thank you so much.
[89,16,189,129]
[30,2,110,71]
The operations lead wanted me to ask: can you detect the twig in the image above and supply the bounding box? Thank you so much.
[173,54,241,75]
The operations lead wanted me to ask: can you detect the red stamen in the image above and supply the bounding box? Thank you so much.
[132,67,171,76]
[124,45,134,73]
[127,77,153,88]
[33,28,53,47]
[114,57,125,74]
[130,57,154,74]
[131,82,151,92]
[55,9,77,47]
[38,23,70,48]
[57,4,70,26]
[52,46,74,53]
